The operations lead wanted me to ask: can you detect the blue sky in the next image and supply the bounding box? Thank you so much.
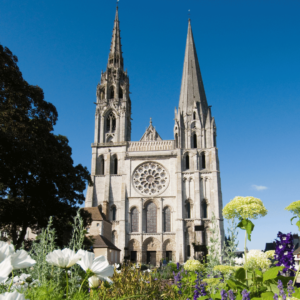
[1,0,300,251]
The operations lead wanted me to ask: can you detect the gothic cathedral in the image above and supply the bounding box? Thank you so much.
[85,7,225,265]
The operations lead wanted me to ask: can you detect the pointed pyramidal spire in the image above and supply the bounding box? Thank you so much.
[108,5,123,69]
[178,19,208,116]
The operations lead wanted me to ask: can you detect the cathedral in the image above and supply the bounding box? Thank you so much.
[85,7,225,265]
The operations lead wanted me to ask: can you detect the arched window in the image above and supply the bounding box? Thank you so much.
[119,87,123,99]
[110,86,115,99]
[193,133,197,149]
[111,155,118,174]
[112,206,117,221]
[201,152,206,169]
[186,202,191,218]
[202,200,208,218]
[193,112,196,120]
[106,112,116,133]
[175,133,178,148]
[96,155,105,175]
[146,202,157,233]
[131,208,139,232]
[100,89,105,100]
[185,154,190,170]
[163,207,171,232]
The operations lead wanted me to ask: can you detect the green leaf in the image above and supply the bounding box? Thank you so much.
[237,219,255,241]
[261,292,274,300]
[235,267,246,281]
[296,220,300,231]
[293,287,300,299]
[251,298,262,300]
[236,294,242,300]
[255,269,263,277]
[263,266,284,282]
[230,279,248,290]
[291,216,297,225]
[226,279,237,290]
[211,292,221,300]
[277,275,294,287]
[198,297,209,300]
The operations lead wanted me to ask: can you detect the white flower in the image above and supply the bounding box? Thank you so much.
[283,237,287,241]
[11,250,36,270]
[279,245,283,249]
[46,249,82,269]
[234,257,244,265]
[88,275,100,288]
[0,256,13,283]
[0,291,28,300]
[114,263,120,269]
[143,269,151,273]
[116,270,121,274]
[0,242,14,263]
[284,251,288,255]
[77,250,114,284]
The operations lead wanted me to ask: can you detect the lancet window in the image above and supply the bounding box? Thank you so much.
[146,202,157,233]
[96,155,105,175]
[109,86,115,99]
[111,155,118,174]
[106,112,116,133]
[201,152,206,169]
[131,208,139,232]
[202,200,208,218]
[163,207,171,232]
[192,132,197,149]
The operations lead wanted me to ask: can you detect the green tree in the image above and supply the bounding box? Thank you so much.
[0,44,92,249]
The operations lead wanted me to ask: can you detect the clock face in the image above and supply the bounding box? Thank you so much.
[132,162,169,196]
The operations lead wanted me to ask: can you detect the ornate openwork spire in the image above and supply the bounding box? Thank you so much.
[108,6,123,69]
[178,19,208,116]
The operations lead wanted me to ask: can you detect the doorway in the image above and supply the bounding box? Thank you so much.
[130,251,137,263]
[166,251,172,262]
[147,251,156,266]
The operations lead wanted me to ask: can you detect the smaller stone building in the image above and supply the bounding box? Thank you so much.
[83,206,121,264]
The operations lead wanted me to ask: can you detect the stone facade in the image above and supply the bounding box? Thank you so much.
[85,7,225,265]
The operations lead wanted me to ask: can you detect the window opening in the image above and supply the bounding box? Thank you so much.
[193,133,197,148]
[119,88,123,99]
[131,208,139,232]
[202,201,207,218]
[112,206,116,221]
[193,112,196,120]
[110,86,115,99]
[175,133,178,148]
[201,153,206,169]
[106,112,116,133]
[185,154,190,170]
[146,202,157,233]
[114,156,118,174]
[186,202,191,218]
[163,207,171,232]
[100,156,105,175]
[187,245,191,257]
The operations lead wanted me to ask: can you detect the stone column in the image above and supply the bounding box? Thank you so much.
[94,113,99,143]
[100,115,104,143]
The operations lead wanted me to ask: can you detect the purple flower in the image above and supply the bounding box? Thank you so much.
[221,289,228,300]
[174,271,182,294]
[275,232,296,275]
[241,289,250,300]
[273,294,278,300]
[287,280,295,297]
[228,290,235,300]
[177,262,180,270]
[278,280,286,300]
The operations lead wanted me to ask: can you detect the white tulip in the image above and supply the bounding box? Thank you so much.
[88,275,100,288]
[0,242,14,263]
[0,291,27,300]
[0,256,13,283]
[46,248,82,269]
[77,250,114,283]
[11,250,36,270]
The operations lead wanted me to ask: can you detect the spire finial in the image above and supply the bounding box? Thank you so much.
[150,117,152,126]
[188,9,191,21]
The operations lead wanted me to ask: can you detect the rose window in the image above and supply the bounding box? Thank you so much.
[132,162,169,196]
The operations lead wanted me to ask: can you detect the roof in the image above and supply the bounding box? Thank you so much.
[91,235,121,251]
[264,242,276,251]
[294,246,300,255]
[82,206,107,222]
[140,118,162,142]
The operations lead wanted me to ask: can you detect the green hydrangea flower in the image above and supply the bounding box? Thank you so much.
[213,265,240,274]
[243,250,271,271]
[285,200,300,217]
[265,250,275,259]
[183,259,204,272]
[223,196,268,220]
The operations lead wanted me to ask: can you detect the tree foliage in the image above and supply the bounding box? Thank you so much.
[0,44,92,248]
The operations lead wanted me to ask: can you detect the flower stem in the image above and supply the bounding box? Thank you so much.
[79,274,89,293]
[293,267,300,286]
[8,270,14,292]
[244,230,248,283]
[65,270,69,298]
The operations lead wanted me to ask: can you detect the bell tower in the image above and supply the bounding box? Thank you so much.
[94,6,131,144]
